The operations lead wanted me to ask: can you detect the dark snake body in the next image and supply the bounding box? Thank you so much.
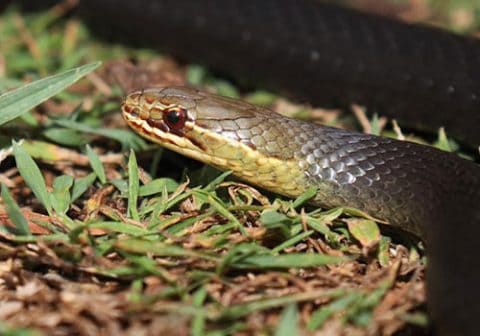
[17,0,480,334]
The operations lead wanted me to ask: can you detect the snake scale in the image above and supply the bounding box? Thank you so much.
[10,0,480,334]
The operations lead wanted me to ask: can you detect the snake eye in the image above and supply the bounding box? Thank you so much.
[163,107,187,130]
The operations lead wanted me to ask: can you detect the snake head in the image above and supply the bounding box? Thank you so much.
[121,87,233,164]
[121,86,308,199]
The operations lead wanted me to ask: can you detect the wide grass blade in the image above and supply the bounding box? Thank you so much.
[12,141,52,215]
[275,304,299,336]
[0,62,101,126]
[1,183,31,235]
[86,145,107,184]
[233,252,346,269]
[127,149,140,221]
[50,175,74,214]
[71,173,96,202]
[53,119,147,150]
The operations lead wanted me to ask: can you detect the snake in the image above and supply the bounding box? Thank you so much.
[121,86,480,334]
[8,0,480,334]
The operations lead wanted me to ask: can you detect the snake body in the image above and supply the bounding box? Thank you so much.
[122,86,480,335]
[17,0,480,334]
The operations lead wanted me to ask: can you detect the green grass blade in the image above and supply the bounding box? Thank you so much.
[435,127,453,152]
[370,114,381,135]
[260,210,289,226]
[127,149,140,221]
[191,287,208,336]
[346,219,381,248]
[1,183,31,235]
[71,173,96,202]
[43,128,88,146]
[203,170,232,191]
[88,221,147,236]
[0,62,101,126]
[275,304,299,336]
[193,189,246,235]
[139,178,179,196]
[50,175,74,214]
[86,145,106,184]
[53,119,147,150]
[271,230,314,254]
[114,239,218,261]
[220,288,346,320]
[234,253,346,269]
[12,141,52,215]
[308,293,362,330]
[291,186,317,208]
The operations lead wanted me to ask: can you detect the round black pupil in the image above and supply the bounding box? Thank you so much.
[167,111,181,125]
